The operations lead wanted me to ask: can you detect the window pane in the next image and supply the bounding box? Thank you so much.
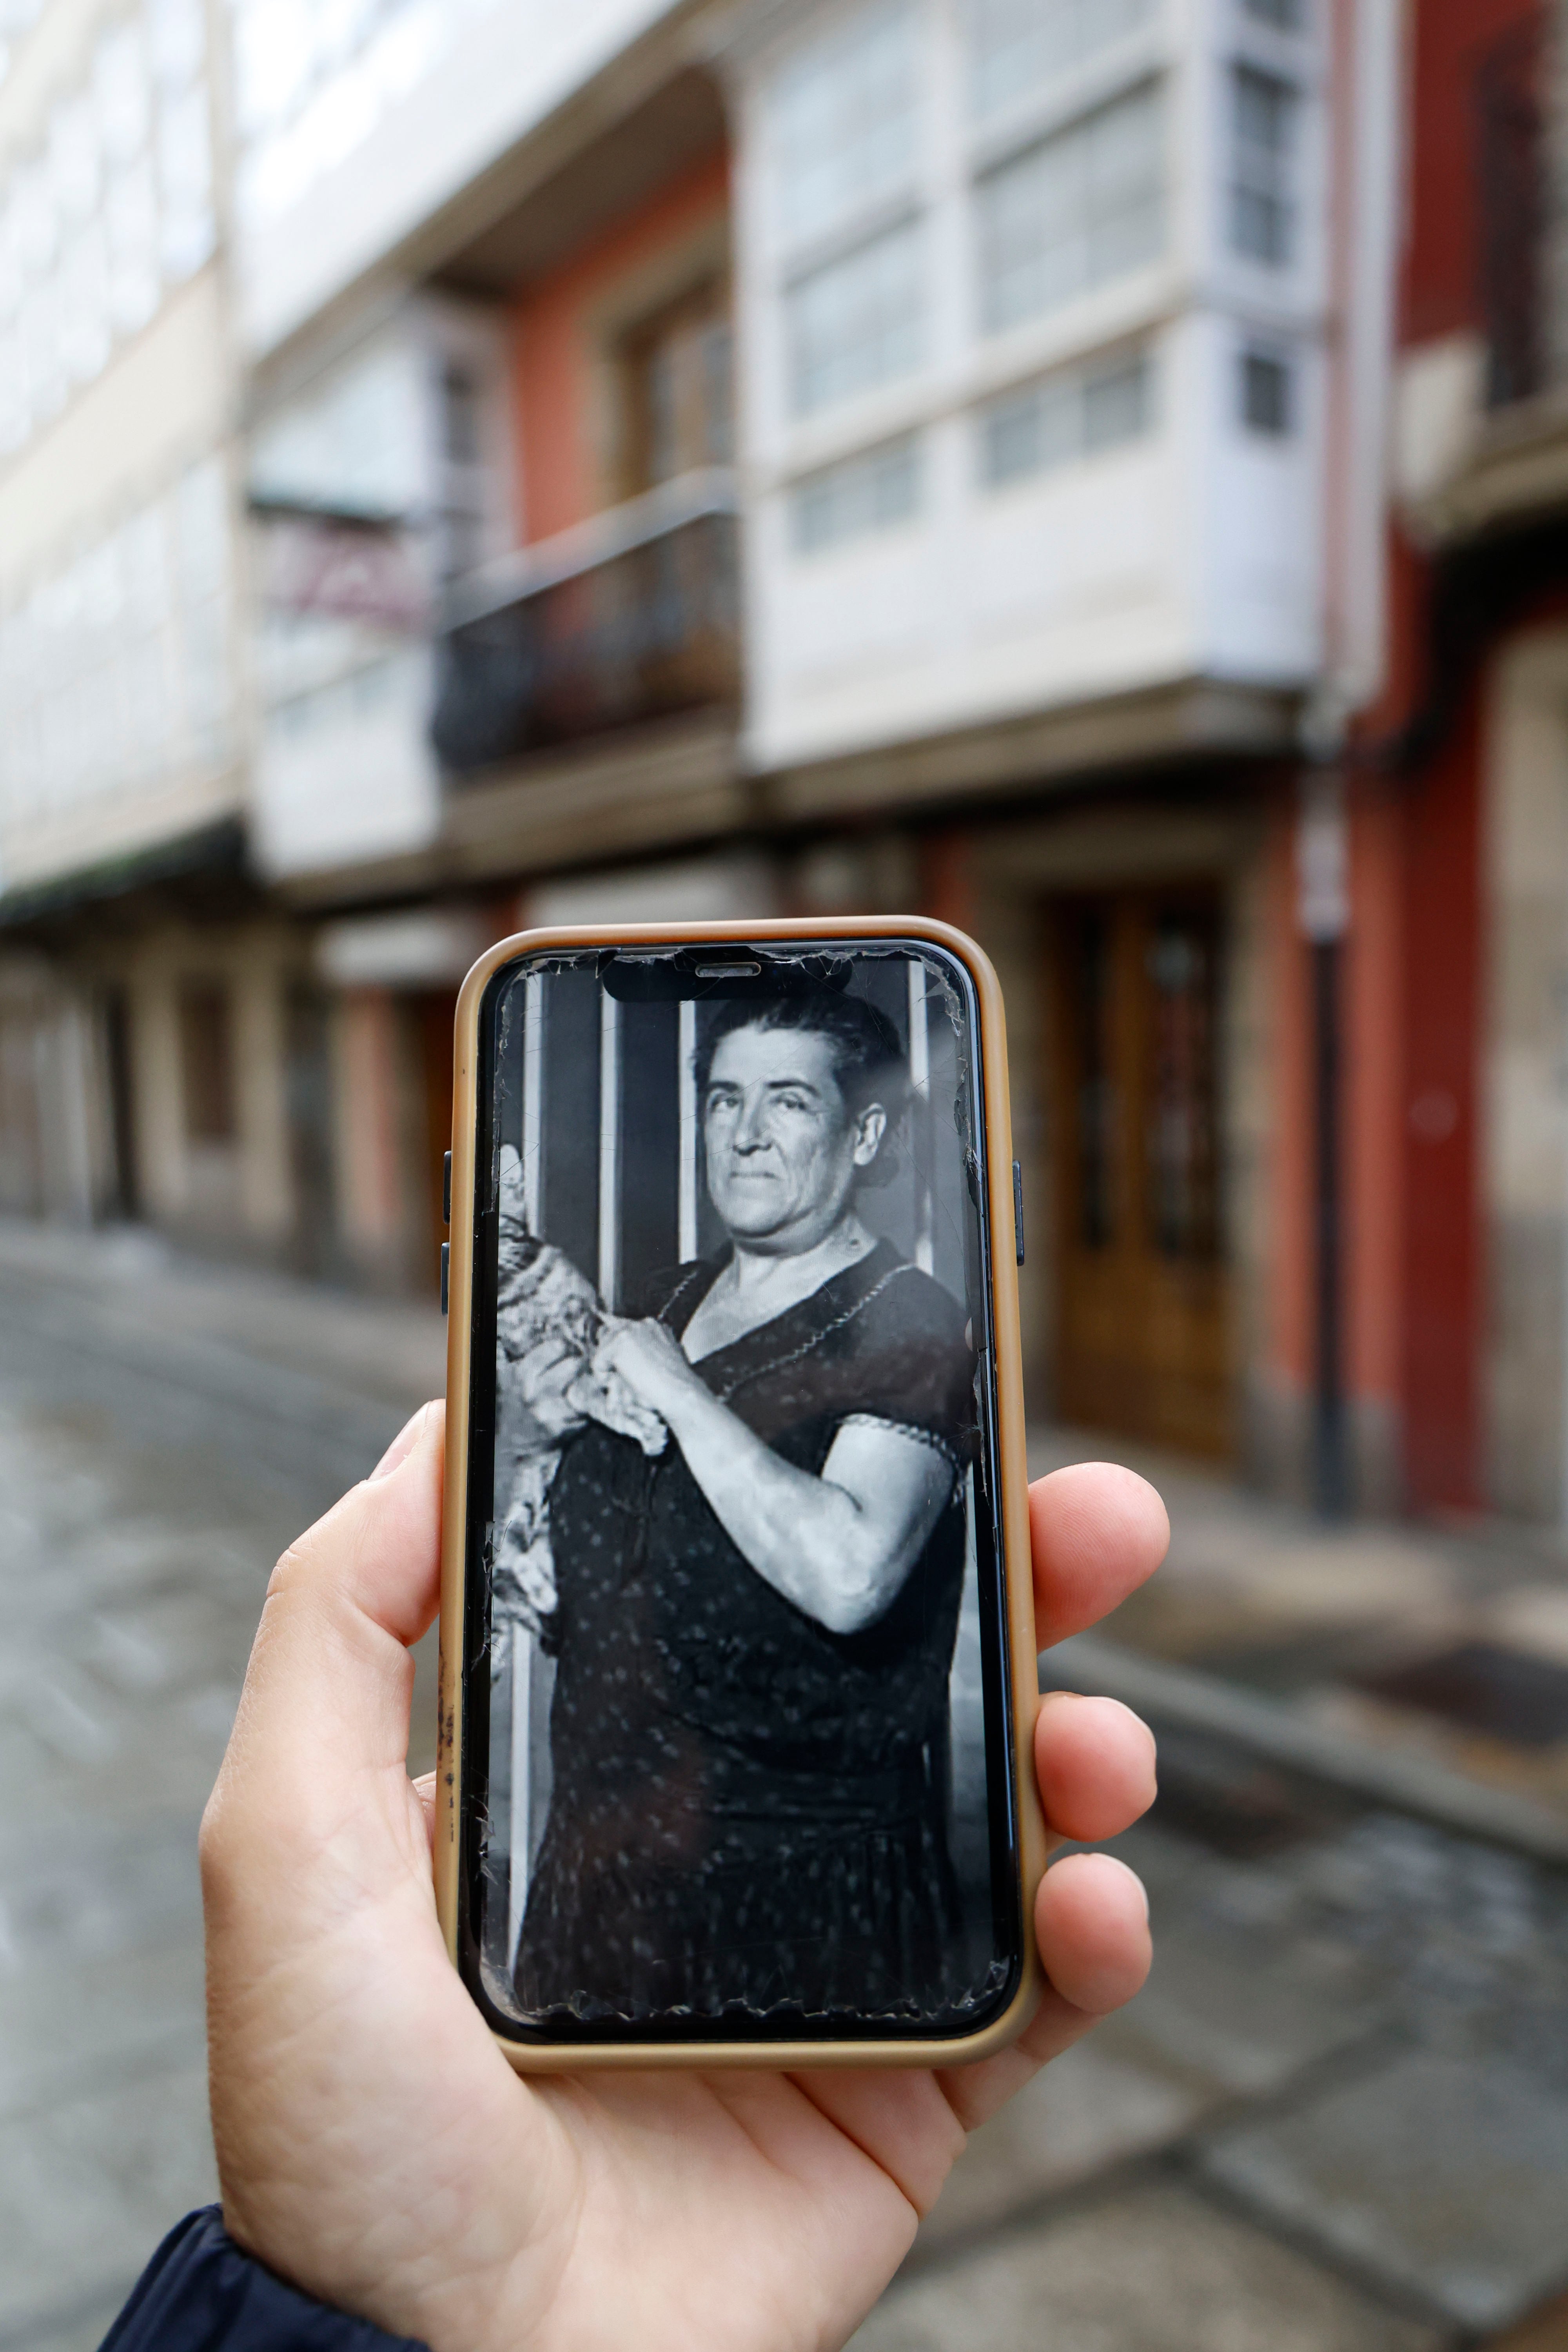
[59,221,110,384]
[93,23,151,166]
[1074,908,1115,1250]
[147,0,205,89]
[50,93,99,222]
[1240,347,1292,433]
[786,219,922,415]
[769,2,918,248]
[976,83,1163,332]
[1145,909,1220,1261]
[791,434,921,552]
[1230,64,1296,265]
[968,0,1153,121]
[978,347,1152,485]
[157,81,215,279]
[105,154,160,335]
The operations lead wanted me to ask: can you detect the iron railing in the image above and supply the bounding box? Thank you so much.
[430,470,740,775]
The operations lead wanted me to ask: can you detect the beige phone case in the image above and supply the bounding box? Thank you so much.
[435,916,1045,2070]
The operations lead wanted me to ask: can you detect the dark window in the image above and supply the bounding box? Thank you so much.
[179,980,236,1144]
[1241,347,1292,433]
[443,363,481,465]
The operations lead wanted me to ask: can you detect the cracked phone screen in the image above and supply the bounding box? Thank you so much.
[462,939,1023,2042]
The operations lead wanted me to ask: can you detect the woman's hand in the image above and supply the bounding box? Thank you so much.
[200,1403,1167,2352]
[592,1315,708,1424]
[592,1327,960,1634]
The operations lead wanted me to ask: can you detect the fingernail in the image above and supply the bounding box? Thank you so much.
[369,1403,430,1482]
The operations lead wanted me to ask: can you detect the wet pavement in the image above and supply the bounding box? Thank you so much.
[1025,1427,1568,1834]
[858,1726,1568,2348]
[0,1224,1565,2349]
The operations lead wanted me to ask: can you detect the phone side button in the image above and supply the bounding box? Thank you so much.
[440,1242,450,1316]
[1013,1161,1025,1266]
[442,1149,452,1227]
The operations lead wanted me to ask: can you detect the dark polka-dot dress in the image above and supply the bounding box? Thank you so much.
[514,1238,984,2027]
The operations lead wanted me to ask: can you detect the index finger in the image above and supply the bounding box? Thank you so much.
[1029,1461,1168,1650]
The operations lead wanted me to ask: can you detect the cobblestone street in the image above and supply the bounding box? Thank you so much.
[1,1227,1566,2350]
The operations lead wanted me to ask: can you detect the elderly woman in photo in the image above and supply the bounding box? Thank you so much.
[514,988,978,2023]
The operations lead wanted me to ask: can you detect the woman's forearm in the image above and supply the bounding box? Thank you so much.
[660,1386,904,1634]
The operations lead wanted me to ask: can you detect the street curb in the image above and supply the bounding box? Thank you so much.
[1045,1632,1568,1869]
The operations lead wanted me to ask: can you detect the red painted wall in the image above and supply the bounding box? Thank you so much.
[510,150,730,544]
[1399,0,1540,345]
[1399,679,1484,1510]
[1345,783,1405,1423]
[1372,0,1539,1509]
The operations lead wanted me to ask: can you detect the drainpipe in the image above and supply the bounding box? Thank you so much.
[1296,769,1350,1517]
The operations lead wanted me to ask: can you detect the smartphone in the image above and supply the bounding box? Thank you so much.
[436,918,1044,2069]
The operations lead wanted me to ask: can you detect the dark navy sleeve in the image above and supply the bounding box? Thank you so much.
[100,2208,431,2352]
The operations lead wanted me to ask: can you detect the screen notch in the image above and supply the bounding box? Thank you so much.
[597,946,855,1002]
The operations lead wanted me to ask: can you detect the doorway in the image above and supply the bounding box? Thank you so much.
[1045,888,1231,1456]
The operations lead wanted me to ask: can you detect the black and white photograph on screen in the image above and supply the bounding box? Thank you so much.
[477,943,1009,2030]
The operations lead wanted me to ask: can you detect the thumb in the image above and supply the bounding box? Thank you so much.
[205,1401,446,1857]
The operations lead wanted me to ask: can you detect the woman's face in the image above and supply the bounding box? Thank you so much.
[703,1024,887,1253]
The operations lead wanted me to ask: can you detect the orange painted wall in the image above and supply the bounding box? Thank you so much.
[511,149,731,545]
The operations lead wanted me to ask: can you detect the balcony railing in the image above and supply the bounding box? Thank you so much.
[430,470,740,776]
[1476,17,1546,409]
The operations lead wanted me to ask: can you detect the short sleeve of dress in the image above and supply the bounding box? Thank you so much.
[832,1264,977,1469]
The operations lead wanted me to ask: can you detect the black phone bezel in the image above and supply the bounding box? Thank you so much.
[453,936,1026,2047]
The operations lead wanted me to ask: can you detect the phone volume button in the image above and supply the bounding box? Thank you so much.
[440,1241,450,1315]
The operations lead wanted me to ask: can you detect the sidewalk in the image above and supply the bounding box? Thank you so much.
[0,1219,447,1419]
[1032,1427,1568,1839]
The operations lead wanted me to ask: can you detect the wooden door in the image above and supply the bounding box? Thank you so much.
[1046,890,1231,1456]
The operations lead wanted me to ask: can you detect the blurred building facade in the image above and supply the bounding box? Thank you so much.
[1378,0,1568,1524]
[0,0,286,1247]
[11,0,1568,1531]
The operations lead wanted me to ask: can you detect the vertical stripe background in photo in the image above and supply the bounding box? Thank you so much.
[522,969,544,1234]
[908,956,934,1274]
[678,997,699,1263]
[598,989,621,1308]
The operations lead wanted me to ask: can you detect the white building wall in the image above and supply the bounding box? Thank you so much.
[733,0,1331,777]
[0,0,240,897]
[230,0,688,358]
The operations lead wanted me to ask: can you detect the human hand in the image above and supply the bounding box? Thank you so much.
[200,1404,1167,2352]
[592,1314,706,1424]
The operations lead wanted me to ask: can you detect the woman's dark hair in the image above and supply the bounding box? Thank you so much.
[694,989,910,1128]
